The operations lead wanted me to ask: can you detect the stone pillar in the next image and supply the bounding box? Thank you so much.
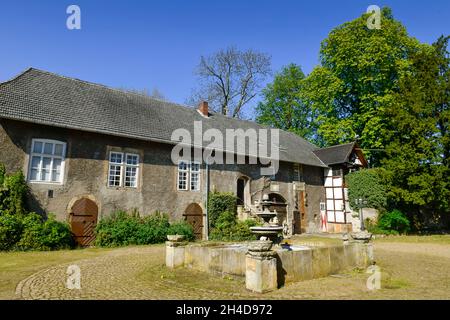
[165,235,186,269]
[346,231,374,267]
[245,241,278,293]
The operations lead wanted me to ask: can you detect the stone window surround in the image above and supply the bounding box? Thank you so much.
[177,160,201,192]
[106,146,142,190]
[27,138,67,185]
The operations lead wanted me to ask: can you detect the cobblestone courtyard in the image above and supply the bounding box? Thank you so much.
[3,238,450,300]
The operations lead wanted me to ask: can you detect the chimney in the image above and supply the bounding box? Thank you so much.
[198,101,209,117]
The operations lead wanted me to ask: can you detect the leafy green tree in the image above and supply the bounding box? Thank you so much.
[302,7,425,161]
[256,64,319,143]
[381,37,450,229]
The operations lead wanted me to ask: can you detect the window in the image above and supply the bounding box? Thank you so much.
[28,139,66,184]
[332,168,342,177]
[178,161,201,191]
[293,163,304,182]
[108,152,139,188]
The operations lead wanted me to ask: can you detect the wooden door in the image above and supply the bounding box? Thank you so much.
[70,198,98,247]
[299,191,307,233]
[184,203,203,240]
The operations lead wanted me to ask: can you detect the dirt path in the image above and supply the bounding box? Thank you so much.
[14,242,450,300]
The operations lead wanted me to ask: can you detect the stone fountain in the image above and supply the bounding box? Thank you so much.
[250,194,284,244]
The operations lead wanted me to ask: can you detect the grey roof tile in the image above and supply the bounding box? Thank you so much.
[0,68,327,167]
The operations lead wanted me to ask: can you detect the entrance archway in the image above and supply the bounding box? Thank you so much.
[69,198,98,247]
[266,193,288,227]
[237,176,250,207]
[183,203,203,240]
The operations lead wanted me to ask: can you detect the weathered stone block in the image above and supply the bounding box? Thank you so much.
[311,247,331,278]
[245,254,278,293]
[292,249,313,281]
[166,243,185,268]
[329,246,345,274]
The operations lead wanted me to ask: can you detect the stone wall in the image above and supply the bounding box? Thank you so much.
[172,242,373,285]
[0,119,326,235]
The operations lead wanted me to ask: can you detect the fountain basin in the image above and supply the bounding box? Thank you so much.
[247,240,273,252]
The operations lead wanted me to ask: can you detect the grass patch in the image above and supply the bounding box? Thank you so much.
[374,235,450,245]
[382,277,410,290]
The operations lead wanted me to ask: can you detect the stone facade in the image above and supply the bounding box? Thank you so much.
[0,118,327,237]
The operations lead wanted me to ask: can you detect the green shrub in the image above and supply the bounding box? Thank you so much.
[137,212,170,244]
[0,213,23,250]
[168,221,195,241]
[208,192,237,228]
[0,168,28,216]
[377,209,411,235]
[95,210,192,247]
[346,169,387,211]
[210,211,257,242]
[17,213,73,251]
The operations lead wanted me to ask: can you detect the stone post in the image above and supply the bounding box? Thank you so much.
[347,231,374,267]
[245,241,278,293]
[165,235,187,269]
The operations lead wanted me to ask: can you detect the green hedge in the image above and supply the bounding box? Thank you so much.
[210,211,257,242]
[208,192,237,228]
[346,169,387,211]
[0,213,73,251]
[95,210,195,247]
[0,164,74,251]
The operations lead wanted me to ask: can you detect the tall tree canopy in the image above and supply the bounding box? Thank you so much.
[381,36,450,229]
[255,64,319,143]
[190,46,271,118]
[302,7,425,162]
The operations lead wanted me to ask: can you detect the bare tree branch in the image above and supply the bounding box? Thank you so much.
[189,46,271,118]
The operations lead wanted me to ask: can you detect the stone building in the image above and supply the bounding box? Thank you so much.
[0,68,367,245]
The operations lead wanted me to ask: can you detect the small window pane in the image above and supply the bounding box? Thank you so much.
[53,158,62,171]
[126,154,139,166]
[31,156,41,169]
[178,171,187,190]
[125,167,137,188]
[52,170,61,182]
[179,161,188,171]
[109,164,122,186]
[43,143,53,155]
[190,172,199,191]
[110,153,123,164]
[54,144,64,156]
[191,163,200,172]
[30,169,39,181]
[33,141,43,153]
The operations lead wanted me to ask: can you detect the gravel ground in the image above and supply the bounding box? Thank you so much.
[11,241,450,300]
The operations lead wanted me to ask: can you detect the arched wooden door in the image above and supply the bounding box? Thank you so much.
[70,198,98,247]
[183,203,203,240]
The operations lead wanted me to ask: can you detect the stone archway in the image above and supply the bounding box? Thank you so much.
[69,198,98,247]
[183,203,203,240]
[267,193,288,226]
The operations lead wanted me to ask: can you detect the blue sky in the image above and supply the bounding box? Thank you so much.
[1,0,449,117]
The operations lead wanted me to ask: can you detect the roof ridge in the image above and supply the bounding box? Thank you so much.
[13,68,319,148]
[316,142,355,151]
[0,67,34,87]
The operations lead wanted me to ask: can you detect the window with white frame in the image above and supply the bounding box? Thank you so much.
[28,139,66,184]
[108,152,139,188]
[178,161,201,191]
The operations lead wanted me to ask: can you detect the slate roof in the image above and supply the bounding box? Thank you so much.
[0,68,327,167]
[312,142,356,166]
